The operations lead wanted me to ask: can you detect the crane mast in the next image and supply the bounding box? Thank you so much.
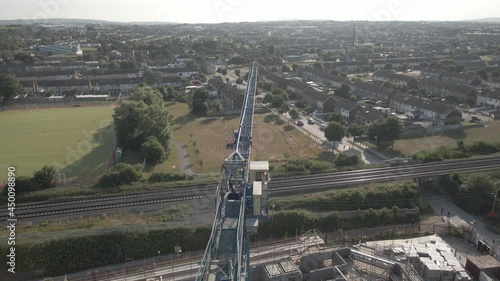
[196,62,269,281]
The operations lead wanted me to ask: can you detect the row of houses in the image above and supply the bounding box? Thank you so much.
[421,69,483,86]
[372,70,419,89]
[13,67,200,82]
[20,77,182,95]
[260,67,465,126]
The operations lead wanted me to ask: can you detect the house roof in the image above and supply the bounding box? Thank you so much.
[421,68,445,76]
[479,89,500,100]
[302,87,330,102]
[265,72,287,84]
[298,67,349,84]
[208,76,224,89]
[83,69,140,75]
[287,79,310,91]
[158,67,199,73]
[351,81,395,97]
[219,84,243,100]
[419,80,477,95]
[441,71,481,81]
[356,107,386,122]
[391,93,457,115]
[333,96,360,111]
[258,68,271,78]
[15,70,76,77]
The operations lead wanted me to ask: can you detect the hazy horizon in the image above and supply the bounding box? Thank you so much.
[1,0,499,24]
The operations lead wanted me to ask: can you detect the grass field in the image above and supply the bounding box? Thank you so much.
[0,106,116,181]
[393,121,500,156]
[166,102,324,173]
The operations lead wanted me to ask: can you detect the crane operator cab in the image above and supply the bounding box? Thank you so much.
[246,161,270,234]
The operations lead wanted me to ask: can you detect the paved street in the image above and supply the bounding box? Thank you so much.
[424,191,500,254]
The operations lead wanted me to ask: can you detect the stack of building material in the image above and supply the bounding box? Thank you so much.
[422,262,442,281]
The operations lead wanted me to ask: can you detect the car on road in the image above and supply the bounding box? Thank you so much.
[307,118,315,125]
[296,120,304,126]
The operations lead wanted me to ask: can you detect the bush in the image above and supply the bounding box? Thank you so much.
[141,136,167,165]
[2,176,35,196]
[335,153,360,167]
[32,165,58,190]
[97,164,142,187]
[148,172,193,183]
[0,227,210,275]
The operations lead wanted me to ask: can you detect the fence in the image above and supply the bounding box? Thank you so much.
[324,223,473,245]
[400,123,464,138]
[316,205,420,219]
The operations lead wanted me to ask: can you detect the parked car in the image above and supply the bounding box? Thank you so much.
[296,120,304,126]
[307,118,315,125]
[320,124,327,131]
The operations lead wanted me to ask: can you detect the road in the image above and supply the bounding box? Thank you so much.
[425,191,500,257]
[294,114,385,164]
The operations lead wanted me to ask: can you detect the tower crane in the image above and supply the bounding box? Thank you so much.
[196,62,270,281]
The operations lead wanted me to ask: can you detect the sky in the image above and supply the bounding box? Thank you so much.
[0,0,499,23]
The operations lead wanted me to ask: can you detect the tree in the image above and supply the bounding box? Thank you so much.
[221,69,228,76]
[234,69,241,77]
[492,71,500,78]
[271,95,286,109]
[129,86,164,106]
[236,78,243,84]
[313,62,324,71]
[263,93,274,104]
[455,65,465,73]
[347,124,366,138]
[324,121,345,146]
[384,64,393,70]
[408,88,419,96]
[289,108,300,119]
[113,89,172,151]
[0,74,23,100]
[181,78,190,89]
[141,136,167,165]
[367,115,403,149]
[279,103,290,114]
[329,112,344,123]
[32,165,58,190]
[335,84,357,101]
[143,68,162,86]
[282,65,290,72]
[186,59,198,69]
[64,87,79,98]
[119,59,136,69]
[191,88,210,116]
[291,64,299,72]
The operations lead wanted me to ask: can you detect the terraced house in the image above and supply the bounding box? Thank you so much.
[372,70,418,89]
[418,80,478,106]
[390,93,462,125]
[350,81,396,102]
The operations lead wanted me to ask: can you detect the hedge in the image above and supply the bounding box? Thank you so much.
[0,227,210,275]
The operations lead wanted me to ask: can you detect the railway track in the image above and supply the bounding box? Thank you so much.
[3,156,500,221]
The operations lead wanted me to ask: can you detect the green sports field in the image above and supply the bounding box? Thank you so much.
[0,106,116,181]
